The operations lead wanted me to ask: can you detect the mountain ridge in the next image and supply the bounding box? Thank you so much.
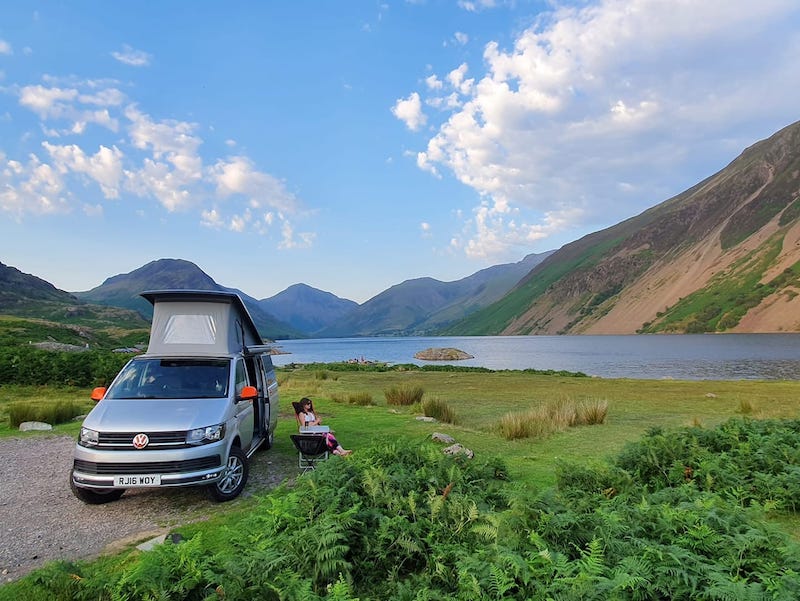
[446,119,800,335]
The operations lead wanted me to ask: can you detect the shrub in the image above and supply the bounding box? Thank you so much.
[497,398,607,440]
[421,396,458,424]
[575,398,609,425]
[737,398,754,415]
[7,400,87,427]
[384,383,424,406]
[348,391,374,406]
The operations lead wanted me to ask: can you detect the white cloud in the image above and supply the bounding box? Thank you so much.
[454,32,469,45]
[425,74,443,90]
[210,155,299,214]
[391,92,427,131]
[111,44,152,67]
[457,0,499,12]
[0,40,11,55]
[0,154,69,216]
[43,142,124,199]
[409,0,800,261]
[18,83,121,133]
[277,220,315,249]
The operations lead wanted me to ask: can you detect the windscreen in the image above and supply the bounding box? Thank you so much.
[106,358,231,399]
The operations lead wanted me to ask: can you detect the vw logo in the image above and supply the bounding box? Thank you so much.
[132,433,149,449]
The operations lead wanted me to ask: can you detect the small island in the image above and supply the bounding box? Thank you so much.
[414,347,474,361]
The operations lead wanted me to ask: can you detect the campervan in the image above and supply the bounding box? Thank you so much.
[70,290,280,503]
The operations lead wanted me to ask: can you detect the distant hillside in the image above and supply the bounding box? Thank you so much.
[0,261,78,306]
[446,120,800,335]
[76,259,302,340]
[259,283,358,334]
[320,252,552,337]
[0,262,150,348]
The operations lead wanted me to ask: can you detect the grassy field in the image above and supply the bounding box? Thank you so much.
[275,366,800,488]
[3,368,799,490]
[2,366,800,598]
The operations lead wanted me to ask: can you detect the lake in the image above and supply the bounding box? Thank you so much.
[269,334,800,380]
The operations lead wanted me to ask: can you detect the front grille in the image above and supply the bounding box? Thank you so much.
[97,431,188,449]
[74,455,221,475]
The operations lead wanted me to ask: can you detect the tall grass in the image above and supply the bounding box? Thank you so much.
[347,391,375,406]
[384,383,424,406]
[421,396,458,424]
[497,397,608,440]
[7,400,87,427]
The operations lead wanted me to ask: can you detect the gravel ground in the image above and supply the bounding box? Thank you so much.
[0,434,297,584]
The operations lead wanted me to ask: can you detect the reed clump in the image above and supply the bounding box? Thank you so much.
[497,397,608,440]
[7,400,86,428]
[421,396,458,424]
[384,384,424,406]
[348,391,375,406]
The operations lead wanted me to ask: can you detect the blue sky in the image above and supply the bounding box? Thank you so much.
[1,1,799,304]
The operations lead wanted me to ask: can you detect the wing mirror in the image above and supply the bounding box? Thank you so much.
[90,387,107,402]
[239,385,258,401]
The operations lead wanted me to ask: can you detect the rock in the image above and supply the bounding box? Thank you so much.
[416,416,437,422]
[19,421,53,432]
[705,393,717,398]
[442,443,474,459]
[431,432,455,444]
[414,347,474,361]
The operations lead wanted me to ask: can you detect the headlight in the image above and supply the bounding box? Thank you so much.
[79,427,99,447]
[186,424,225,445]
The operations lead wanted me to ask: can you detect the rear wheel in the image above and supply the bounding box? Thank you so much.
[70,471,125,504]
[207,446,248,502]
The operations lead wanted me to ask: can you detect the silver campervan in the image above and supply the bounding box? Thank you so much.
[70,290,279,503]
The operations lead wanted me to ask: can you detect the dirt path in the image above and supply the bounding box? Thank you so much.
[0,434,297,584]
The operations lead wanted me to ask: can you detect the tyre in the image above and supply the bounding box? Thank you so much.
[260,428,274,451]
[70,471,125,504]
[207,446,248,502]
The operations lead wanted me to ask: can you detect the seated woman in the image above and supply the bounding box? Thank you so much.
[325,430,352,456]
[299,397,321,427]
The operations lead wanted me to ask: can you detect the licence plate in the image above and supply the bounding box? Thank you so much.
[114,474,161,487]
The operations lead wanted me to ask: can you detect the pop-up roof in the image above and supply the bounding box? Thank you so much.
[141,290,263,356]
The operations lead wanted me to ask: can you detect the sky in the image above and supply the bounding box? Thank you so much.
[1,1,799,304]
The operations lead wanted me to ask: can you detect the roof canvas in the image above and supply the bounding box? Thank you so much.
[141,290,263,356]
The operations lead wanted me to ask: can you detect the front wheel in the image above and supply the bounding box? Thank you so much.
[70,471,125,504]
[207,446,248,502]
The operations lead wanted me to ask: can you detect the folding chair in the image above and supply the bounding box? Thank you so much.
[290,434,329,473]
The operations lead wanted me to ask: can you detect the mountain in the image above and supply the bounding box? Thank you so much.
[446,120,800,335]
[76,259,302,340]
[259,283,358,334]
[0,261,78,306]
[319,252,553,337]
[0,262,150,345]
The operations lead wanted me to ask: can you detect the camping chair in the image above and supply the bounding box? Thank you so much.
[292,401,305,429]
[290,434,329,473]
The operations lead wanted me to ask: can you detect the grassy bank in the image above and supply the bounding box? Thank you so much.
[2,366,800,599]
[2,368,799,488]
[276,365,800,488]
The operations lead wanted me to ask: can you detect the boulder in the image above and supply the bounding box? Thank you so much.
[431,432,455,444]
[19,421,53,431]
[414,347,474,361]
[416,416,437,422]
[442,443,474,459]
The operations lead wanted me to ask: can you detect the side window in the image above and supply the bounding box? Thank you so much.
[234,360,249,396]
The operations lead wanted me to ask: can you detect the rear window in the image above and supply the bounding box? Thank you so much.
[106,358,230,399]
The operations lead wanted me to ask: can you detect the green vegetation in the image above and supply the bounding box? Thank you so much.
[497,397,608,440]
[5,418,800,600]
[443,235,626,335]
[3,365,800,599]
[7,399,87,427]
[642,233,800,333]
[421,396,458,424]
[0,346,131,387]
[384,383,425,406]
